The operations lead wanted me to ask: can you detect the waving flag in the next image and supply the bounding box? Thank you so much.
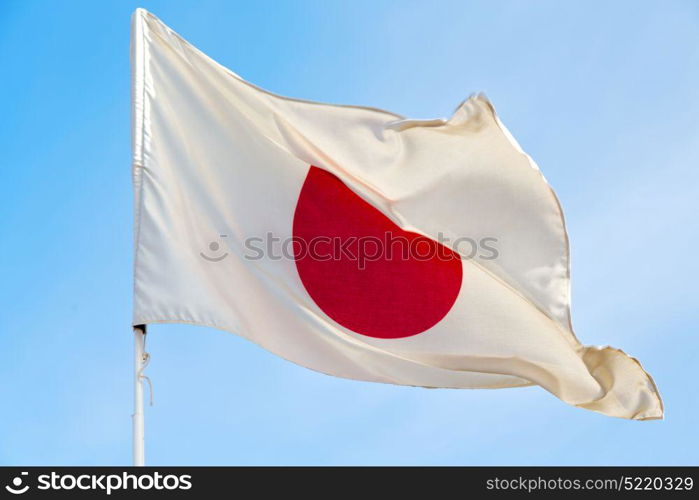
[131,9,662,419]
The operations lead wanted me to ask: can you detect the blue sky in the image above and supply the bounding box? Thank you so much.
[1,0,697,465]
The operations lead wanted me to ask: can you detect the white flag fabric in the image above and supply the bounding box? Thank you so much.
[131,9,662,419]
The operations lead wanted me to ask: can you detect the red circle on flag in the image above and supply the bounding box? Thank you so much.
[293,166,462,339]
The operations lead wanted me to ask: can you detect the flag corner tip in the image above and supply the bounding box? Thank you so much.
[133,7,149,18]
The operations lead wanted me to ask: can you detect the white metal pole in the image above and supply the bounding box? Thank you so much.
[133,324,146,466]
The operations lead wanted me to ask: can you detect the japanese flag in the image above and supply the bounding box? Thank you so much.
[131,9,662,419]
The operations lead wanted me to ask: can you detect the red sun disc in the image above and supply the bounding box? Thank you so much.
[293,166,462,339]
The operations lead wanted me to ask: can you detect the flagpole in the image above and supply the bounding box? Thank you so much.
[133,324,147,466]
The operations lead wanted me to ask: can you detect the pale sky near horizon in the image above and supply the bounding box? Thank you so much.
[1,0,698,465]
